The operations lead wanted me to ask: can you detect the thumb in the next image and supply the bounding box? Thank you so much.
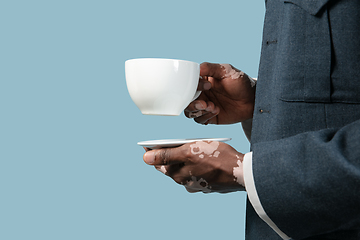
[143,147,184,166]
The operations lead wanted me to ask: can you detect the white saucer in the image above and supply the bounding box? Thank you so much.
[137,138,231,149]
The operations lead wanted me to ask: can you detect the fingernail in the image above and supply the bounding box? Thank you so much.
[203,82,211,90]
[144,151,155,165]
[195,102,205,110]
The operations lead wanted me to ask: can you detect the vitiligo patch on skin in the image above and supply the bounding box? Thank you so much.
[233,155,244,186]
[185,176,212,193]
[189,111,203,118]
[155,165,167,174]
[220,64,245,80]
[220,64,256,88]
[190,141,220,158]
[159,166,167,174]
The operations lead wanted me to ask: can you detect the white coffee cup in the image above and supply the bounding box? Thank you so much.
[125,58,201,116]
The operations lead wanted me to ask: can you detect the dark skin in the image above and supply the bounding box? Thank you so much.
[185,62,255,125]
[143,62,256,193]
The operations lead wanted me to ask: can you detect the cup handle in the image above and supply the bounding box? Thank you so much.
[192,90,201,101]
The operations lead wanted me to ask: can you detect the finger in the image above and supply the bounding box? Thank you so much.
[197,77,212,91]
[194,106,220,125]
[185,101,219,119]
[200,62,225,80]
[185,187,201,193]
[204,101,216,113]
[184,100,208,119]
[184,100,215,114]
[185,100,207,113]
[186,110,204,119]
[143,147,185,166]
[155,165,168,175]
[167,163,191,185]
[155,163,185,179]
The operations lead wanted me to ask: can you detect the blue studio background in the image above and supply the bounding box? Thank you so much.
[1,1,265,239]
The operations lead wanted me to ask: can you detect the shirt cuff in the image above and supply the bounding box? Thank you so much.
[243,152,291,240]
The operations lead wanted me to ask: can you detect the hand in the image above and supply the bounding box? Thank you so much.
[185,62,256,125]
[143,141,245,193]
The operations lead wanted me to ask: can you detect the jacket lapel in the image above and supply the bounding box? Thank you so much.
[284,0,330,15]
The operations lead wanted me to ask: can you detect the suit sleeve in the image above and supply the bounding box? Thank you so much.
[251,118,360,239]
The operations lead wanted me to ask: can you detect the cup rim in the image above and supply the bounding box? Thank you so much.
[125,58,198,65]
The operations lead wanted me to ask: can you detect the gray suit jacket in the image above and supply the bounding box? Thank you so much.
[246,0,360,239]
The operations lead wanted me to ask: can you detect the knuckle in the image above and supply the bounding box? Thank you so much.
[158,149,171,165]
[182,146,193,160]
[201,62,210,67]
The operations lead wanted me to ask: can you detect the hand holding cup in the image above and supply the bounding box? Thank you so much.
[184,62,256,125]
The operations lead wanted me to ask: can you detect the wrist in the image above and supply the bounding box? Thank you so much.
[233,153,245,187]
